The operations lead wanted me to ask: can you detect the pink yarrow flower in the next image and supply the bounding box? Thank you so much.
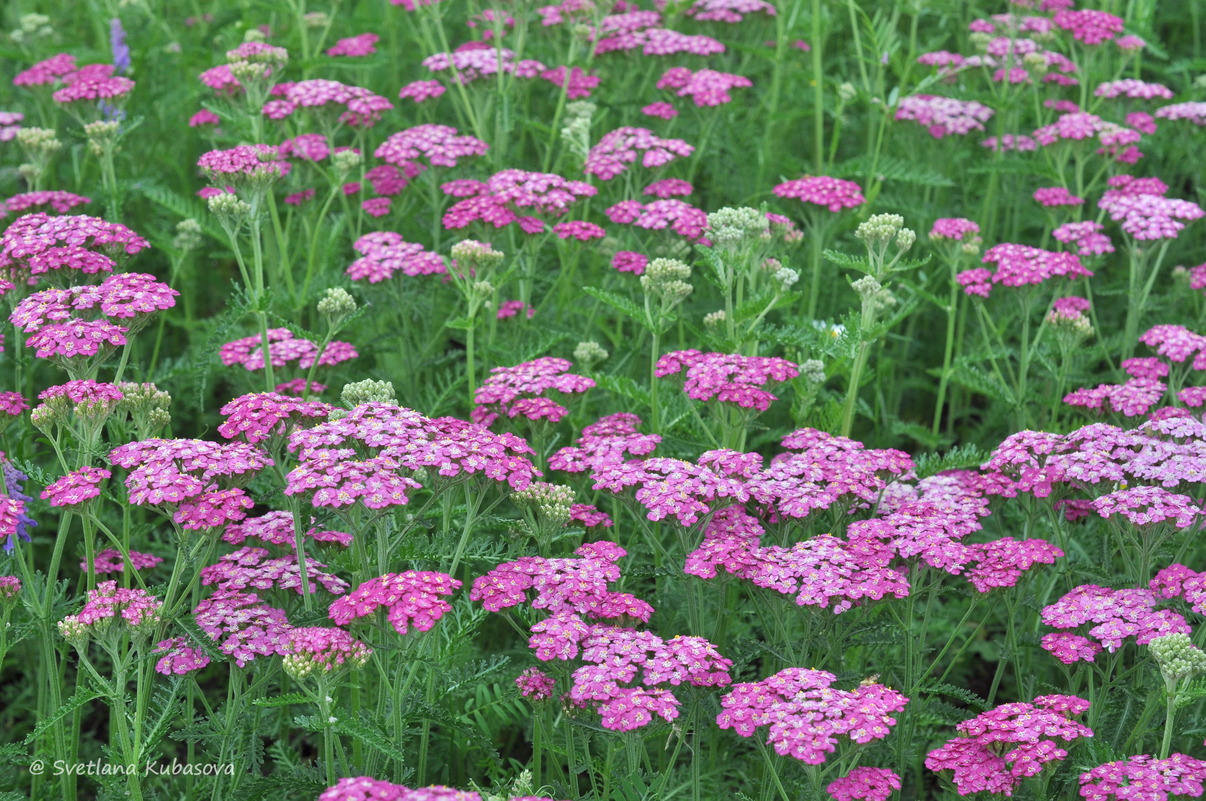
[773,176,865,212]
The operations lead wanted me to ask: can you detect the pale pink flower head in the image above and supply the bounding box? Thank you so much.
[895,95,994,138]
[58,580,162,642]
[473,357,594,426]
[1053,8,1124,44]
[959,243,1091,296]
[656,350,799,412]
[327,33,379,58]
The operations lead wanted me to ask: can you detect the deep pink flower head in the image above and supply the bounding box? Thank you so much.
[584,127,694,180]
[685,0,776,23]
[41,466,111,507]
[329,571,460,635]
[58,580,162,641]
[218,392,333,444]
[926,695,1092,796]
[718,668,908,763]
[656,350,799,412]
[327,33,379,57]
[828,767,902,801]
[1,191,90,218]
[398,80,446,103]
[958,243,1091,296]
[549,413,661,473]
[930,218,980,241]
[13,53,78,87]
[347,231,446,283]
[220,328,358,371]
[773,176,865,212]
[375,124,488,171]
[1079,753,1206,800]
[656,67,752,107]
[1054,9,1124,44]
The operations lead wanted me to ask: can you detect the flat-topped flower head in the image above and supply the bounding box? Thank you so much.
[549,413,661,473]
[83,548,162,575]
[718,668,908,763]
[930,217,981,242]
[282,626,371,679]
[347,232,446,282]
[584,127,694,180]
[827,768,902,801]
[443,170,596,233]
[41,466,110,507]
[329,571,460,636]
[656,350,799,412]
[219,328,358,371]
[197,144,287,185]
[201,546,348,596]
[218,392,332,444]
[959,243,1091,296]
[685,0,776,23]
[265,79,393,127]
[926,695,1092,795]
[1079,753,1206,800]
[896,95,994,137]
[193,591,292,667]
[1,190,90,218]
[58,580,162,643]
[656,67,752,107]
[1041,583,1190,661]
[773,176,865,212]
[472,357,594,426]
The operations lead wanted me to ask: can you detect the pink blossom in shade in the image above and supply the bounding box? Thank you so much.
[193,591,292,667]
[84,548,163,575]
[1049,296,1091,320]
[153,637,211,675]
[201,546,349,596]
[925,696,1092,796]
[1045,99,1081,114]
[328,571,460,636]
[584,127,694,180]
[548,413,661,473]
[362,198,391,217]
[895,95,994,138]
[0,393,28,416]
[591,456,749,527]
[604,199,709,240]
[326,33,380,57]
[552,221,606,241]
[223,510,352,549]
[1041,632,1104,664]
[421,47,537,84]
[0,576,21,599]
[1126,111,1158,135]
[367,164,418,196]
[52,76,134,104]
[962,538,1063,592]
[643,179,693,198]
[219,328,358,370]
[277,133,330,162]
[174,487,255,530]
[541,66,600,99]
[656,67,752,107]
[1095,79,1173,100]
[1053,9,1124,44]
[284,189,316,206]
[1090,486,1202,529]
[58,581,162,638]
[495,300,533,320]
[612,251,649,275]
[569,504,612,528]
[13,53,79,87]
[827,768,903,801]
[655,350,799,412]
[967,242,1091,296]
[1033,186,1084,207]
[472,357,594,426]
[198,64,242,95]
[772,176,865,212]
[40,466,111,507]
[718,669,908,764]
[1079,753,1206,800]
[0,110,22,142]
[1,191,91,217]
[36,380,124,408]
[516,667,555,700]
[0,212,148,276]
[265,79,394,127]
[1155,101,1206,126]
[981,133,1039,152]
[1052,220,1115,256]
[398,79,446,103]
[1041,584,1191,657]
[686,0,776,23]
[929,218,980,241]
[1139,325,1206,363]
[917,50,966,69]
[346,231,447,283]
[188,109,220,127]
[374,124,489,171]
[641,101,679,119]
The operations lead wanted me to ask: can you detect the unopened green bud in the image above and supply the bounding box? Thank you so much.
[317,287,357,318]
[341,379,397,408]
[573,341,608,367]
[172,219,203,252]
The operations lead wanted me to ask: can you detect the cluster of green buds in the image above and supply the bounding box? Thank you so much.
[331,148,363,179]
[83,120,121,157]
[172,219,204,254]
[1150,633,1206,686]
[641,258,694,306]
[707,206,770,248]
[318,287,358,327]
[854,214,916,288]
[207,191,253,229]
[451,239,505,278]
[573,340,608,369]
[851,276,898,318]
[513,482,576,543]
[15,127,62,190]
[114,382,172,439]
[341,378,397,408]
[9,13,53,44]
[561,101,597,162]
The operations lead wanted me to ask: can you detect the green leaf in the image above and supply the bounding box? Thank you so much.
[24,685,102,745]
[834,154,955,188]
[251,693,311,708]
[920,679,989,712]
[582,286,650,329]
[914,444,990,478]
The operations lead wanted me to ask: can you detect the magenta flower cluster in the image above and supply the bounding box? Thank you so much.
[472,357,594,426]
[328,571,460,636]
[655,350,800,412]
